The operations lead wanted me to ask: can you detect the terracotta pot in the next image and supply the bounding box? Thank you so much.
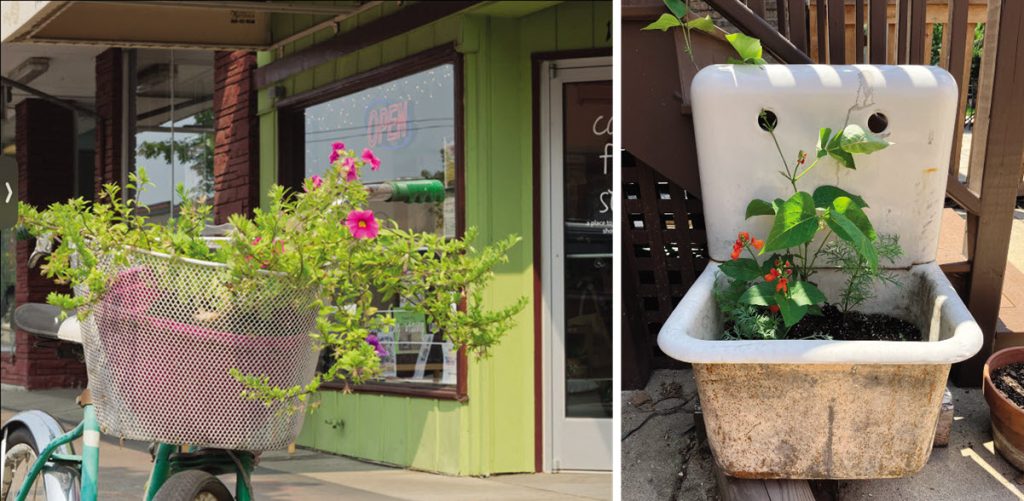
[983,347,1024,471]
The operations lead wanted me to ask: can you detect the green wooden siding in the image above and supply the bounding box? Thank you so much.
[257,1,610,476]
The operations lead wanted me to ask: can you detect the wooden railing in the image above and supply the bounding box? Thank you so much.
[706,0,1024,385]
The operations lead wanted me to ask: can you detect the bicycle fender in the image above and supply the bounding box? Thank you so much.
[2,410,80,501]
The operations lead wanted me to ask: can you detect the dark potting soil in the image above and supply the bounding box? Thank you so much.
[992,362,1024,409]
[787,304,922,341]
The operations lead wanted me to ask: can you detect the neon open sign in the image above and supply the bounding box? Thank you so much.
[366,99,414,150]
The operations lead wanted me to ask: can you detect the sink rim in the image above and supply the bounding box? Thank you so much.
[657,261,983,365]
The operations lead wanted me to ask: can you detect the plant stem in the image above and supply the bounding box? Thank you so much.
[806,229,833,273]
[767,128,799,193]
[792,156,822,183]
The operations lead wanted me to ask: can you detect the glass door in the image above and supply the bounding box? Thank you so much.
[541,57,612,471]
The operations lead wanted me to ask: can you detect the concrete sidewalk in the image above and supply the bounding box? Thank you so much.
[1,387,610,500]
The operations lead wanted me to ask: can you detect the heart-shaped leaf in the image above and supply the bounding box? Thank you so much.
[763,191,819,253]
[839,124,890,154]
[816,127,856,169]
[816,128,832,159]
[662,0,688,18]
[789,281,826,306]
[826,198,879,271]
[739,282,777,306]
[685,15,715,33]
[726,33,762,62]
[832,196,876,241]
[745,199,775,218]
[776,294,808,328]
[643,13,682,31]
[812,185,868,209]
[719,258,762,281]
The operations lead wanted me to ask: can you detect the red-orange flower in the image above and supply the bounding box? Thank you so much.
[738,231,750,243]
[769,304,780,313]
[764,268,780,282]
[776,277,788,293]
[752,238,764,250]
[730,246,742,260]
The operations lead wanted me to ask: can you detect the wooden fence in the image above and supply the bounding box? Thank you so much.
[622,0,1024,387]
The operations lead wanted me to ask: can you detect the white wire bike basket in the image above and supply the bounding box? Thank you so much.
[76,248,321,451]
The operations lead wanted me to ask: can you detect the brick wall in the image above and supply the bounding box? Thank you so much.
[0,99,88,389]
[212,50,259,223]
[94,48,122,196]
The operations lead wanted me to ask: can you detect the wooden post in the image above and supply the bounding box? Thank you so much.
[952,0,1024,387]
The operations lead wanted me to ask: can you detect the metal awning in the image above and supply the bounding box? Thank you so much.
[1,1,376,51]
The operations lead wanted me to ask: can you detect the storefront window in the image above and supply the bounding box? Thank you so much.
[304,63,457,238]
[299,56,462,393]
[130,49,215,223]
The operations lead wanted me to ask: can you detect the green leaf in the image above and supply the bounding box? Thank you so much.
[832,196,876,241]
[745,199,775,218]
[726,57,746,65]
[812,185,868,209]
[816,128,832,159]
[839,124,890,154]
[663,0,688,18]
[726,33,762,62]
[789,281,826,306]
[719,258,762,281]
[776,295,808,328]
[816,127,856,168]
[739,282,777,306]
[685,15,715,33]
[771,198,786,214]
[643,13,682,31]
[826,198,879,271]
[763,192,819,253]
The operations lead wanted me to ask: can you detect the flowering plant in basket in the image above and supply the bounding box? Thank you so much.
[18,142,526,405]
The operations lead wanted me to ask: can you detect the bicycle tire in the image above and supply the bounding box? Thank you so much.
[152,470,233,501]
[1,428,44,501]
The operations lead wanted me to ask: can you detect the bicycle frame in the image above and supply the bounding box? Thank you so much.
[11,404,254,501]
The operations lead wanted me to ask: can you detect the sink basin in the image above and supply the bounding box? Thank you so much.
[658,261,981,478]
[658,64,983,478]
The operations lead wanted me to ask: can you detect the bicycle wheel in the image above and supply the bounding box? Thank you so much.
[152,470,233,501]
[1,428,45,501]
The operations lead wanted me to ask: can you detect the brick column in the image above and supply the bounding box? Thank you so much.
[94,48,123,196]
[212,50,259,223]
[0,99,88,389]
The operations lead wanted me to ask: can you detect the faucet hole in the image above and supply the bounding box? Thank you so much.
[758,109,778,131]
[868,112,888,133]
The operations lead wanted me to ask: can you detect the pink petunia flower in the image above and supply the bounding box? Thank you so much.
[329,141,345,163]
[306,175,323,191]
[340,157,357,182]
[345,210,379,240]
[361,148,381,171]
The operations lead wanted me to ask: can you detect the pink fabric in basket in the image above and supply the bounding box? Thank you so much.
[94,266,313,449]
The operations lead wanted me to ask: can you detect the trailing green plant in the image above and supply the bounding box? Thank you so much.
[18,142,526,406]
[713,105,903,339]
[642,0,765,65]
[821,233,903,314]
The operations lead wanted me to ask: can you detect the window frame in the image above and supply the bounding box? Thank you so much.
[276,44,467,402]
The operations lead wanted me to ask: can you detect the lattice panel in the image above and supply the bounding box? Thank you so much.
[622,151,708,369]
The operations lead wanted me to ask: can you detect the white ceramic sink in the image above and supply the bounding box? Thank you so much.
[657,65,983,479]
